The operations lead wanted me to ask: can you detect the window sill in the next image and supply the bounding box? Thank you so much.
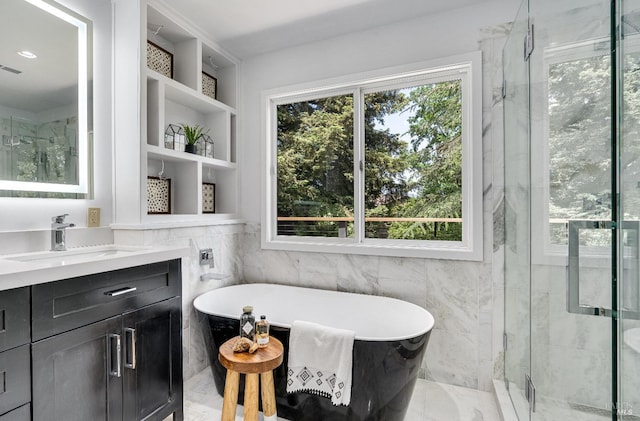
[262,237,483,261]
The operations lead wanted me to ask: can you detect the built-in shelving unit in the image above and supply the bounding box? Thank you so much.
[142,2,239,224]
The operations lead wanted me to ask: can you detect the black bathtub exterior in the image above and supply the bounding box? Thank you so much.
[197,312,430,421]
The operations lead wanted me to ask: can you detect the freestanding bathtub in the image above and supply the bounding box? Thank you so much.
[194,283,434,421]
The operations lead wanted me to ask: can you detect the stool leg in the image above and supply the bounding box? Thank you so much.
[243,373,259,421]
[221,369,240,421]
[260,370,278,421]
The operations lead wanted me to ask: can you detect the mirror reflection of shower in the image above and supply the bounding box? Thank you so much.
[0,115,78,198]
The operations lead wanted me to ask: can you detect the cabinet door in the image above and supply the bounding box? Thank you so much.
[0,404,30,421]
[32,316,123,421]
[0,345,30,416]
[122,297,182,421]
[0,288,30,352]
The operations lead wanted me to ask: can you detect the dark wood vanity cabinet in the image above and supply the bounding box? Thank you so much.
[32,316,123,420]
[122,297,182,421]
[0,287,31,420]
[30,259,183,421]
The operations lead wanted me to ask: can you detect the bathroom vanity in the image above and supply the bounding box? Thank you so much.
[0,246,186,421]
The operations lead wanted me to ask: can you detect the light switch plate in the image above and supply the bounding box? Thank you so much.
[87,207,100,227]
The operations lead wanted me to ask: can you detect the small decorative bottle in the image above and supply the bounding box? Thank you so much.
[255,315,270,348]
[239,306,255,341]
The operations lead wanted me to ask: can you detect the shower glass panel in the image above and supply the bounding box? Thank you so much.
[619,0,640,418]
[0,116,80,198]
[529,0,614,419]
[504,0,624,419]
[503,0,531,419]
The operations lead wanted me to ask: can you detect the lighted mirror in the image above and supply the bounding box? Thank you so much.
[0,0,92,197]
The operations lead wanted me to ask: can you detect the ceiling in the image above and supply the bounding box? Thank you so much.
[160,0,505,58]
[0,0,510,115]
[0,0,78,113]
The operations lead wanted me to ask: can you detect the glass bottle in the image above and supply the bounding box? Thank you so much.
[239,306,255,341]
[255,315,270,348]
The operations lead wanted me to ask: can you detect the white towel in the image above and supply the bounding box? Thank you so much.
[286,320,355,406]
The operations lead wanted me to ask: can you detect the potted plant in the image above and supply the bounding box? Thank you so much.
[181,124,208,154]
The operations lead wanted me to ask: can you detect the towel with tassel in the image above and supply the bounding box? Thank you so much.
[286,320,355,406]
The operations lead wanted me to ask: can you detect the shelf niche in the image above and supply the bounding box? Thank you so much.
[143,2,239,224]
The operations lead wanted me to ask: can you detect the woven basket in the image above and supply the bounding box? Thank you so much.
[147,41,173,79]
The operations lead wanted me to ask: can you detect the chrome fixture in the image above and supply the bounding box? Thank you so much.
[51,214,75,251]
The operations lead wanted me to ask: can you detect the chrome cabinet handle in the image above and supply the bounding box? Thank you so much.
[124,328,136,369]
[104,287,137,297]
[109,333,121,377]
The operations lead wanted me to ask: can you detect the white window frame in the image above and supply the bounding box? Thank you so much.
[261,52,483,261]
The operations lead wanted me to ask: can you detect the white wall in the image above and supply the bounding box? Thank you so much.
[238,1,518,391]
[0,0,113,233]
[239,0,517,220]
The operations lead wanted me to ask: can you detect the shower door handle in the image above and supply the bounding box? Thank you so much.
[567,220,640,319]
[567,220,614,317]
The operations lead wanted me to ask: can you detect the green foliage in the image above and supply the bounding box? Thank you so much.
[363,90,413,209]
[548,56,611,222]
[392,81,463,240]
[277,95,354,214]
[407,82,462,151]
[276,80,464,241]
[180,124,208,145]
[544,51,640,246]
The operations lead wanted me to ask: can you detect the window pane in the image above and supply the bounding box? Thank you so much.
[276,94,354,237]
[364,80,463,241]
[547,55,611,246]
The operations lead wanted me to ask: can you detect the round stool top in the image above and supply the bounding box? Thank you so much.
[218,336,284,374]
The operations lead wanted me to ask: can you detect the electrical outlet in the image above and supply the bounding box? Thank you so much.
[87,207,100,227]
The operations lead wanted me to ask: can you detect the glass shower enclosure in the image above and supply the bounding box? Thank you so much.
[0,115,80,198]
[504,0,640,419]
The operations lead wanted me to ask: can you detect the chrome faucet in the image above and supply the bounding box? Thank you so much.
[51,214,75,251]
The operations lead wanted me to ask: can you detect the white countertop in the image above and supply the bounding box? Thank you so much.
[0,244,189,290]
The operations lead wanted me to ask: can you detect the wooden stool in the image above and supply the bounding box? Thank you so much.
[218,336,284,421]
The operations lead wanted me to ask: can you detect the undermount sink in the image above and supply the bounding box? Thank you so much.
[5,247,137,266]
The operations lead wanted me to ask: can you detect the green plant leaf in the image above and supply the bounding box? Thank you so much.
[180,124,209,145]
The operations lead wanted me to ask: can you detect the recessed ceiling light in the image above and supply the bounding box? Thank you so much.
[17,51,37,59]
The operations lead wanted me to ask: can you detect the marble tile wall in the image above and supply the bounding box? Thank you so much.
[479,23,511,393]
[113,223,245,380]
[238,24,510,389]
[241,222,493,390]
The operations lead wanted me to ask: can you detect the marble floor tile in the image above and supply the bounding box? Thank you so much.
[183,368,502,421]
[497,382,616,421]
[419,380,501,421]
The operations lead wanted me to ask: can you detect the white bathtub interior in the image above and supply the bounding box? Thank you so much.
[194,283,435,341]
